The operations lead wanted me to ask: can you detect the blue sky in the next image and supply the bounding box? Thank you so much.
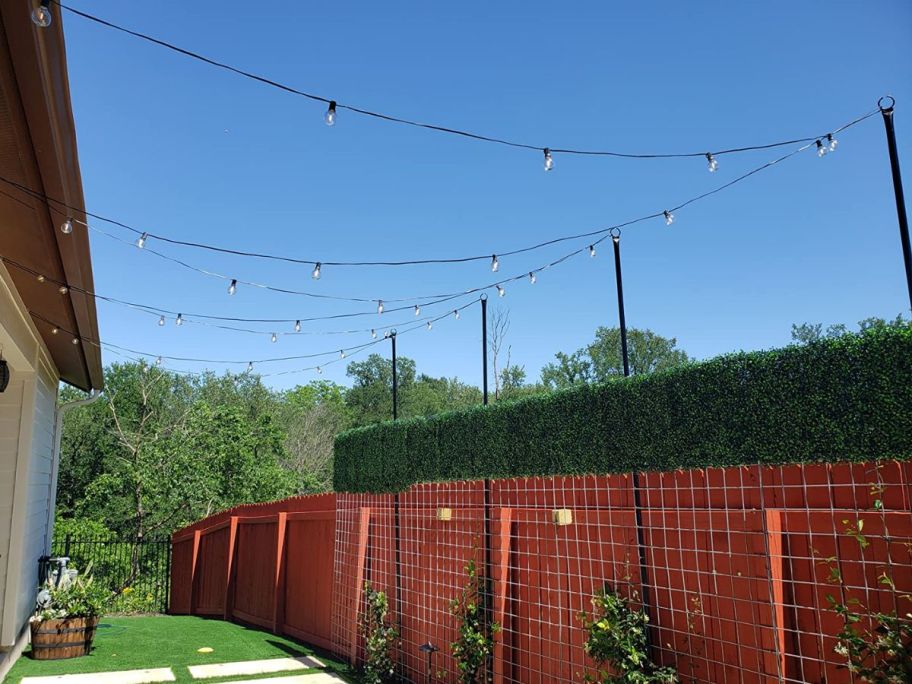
[60,1,912,390]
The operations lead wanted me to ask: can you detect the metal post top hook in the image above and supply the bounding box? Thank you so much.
[479,292,488,301]
[610,227,622,241]
[879,95,896,113]
[389,328,397,337]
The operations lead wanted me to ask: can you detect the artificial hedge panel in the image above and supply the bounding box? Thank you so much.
[333,327,912,493]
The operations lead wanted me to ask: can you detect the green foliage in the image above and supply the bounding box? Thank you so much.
[334,327,912,492]
[579,586,677,684]
[450,559,499,683]
[790,314,908,345]
[541,327,690,389]
[35,569,110,622]
[359,582,398,683]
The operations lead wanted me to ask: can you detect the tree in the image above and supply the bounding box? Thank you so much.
[791,315,908,344]
[541,327,690,389]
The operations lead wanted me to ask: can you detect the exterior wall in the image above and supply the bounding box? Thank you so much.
[0,263,60,674]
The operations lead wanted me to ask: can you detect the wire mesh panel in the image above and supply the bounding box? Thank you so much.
[329,462,912,683]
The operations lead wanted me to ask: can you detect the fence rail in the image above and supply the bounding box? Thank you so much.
[52,535,172,613]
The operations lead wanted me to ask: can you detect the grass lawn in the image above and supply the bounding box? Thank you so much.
[4,615,352,683]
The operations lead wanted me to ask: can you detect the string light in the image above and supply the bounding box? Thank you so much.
[589,245,596,258]
[271,332,278,343]
[247,361,254,373]
[71,337,79,345]
[816,139,827,157]
[529,272,536,284]
[316,366,322,374]
[454,310,460,320]
[496,284,505,297]
[706,153,718,173]
[664,210,675,225]
[377,300,384,314]
[58,285,68,295]
[31,0,51,28]
[155,356,163,366]
[136,232,148,249]
[227,279,237,296]
[294,320,301,333]
[158,315,165,326]
[60,218,73,234]
[339,349,345,359]
[371,329,377,339]
[491,254,499,272]
[827,133,838,152]
[176,313,183,326]
[311,262,321,280]
[51,327,59,335]
[37,275,45,283]
[543,148,554,171]
[414,304,421,316]
[325,101,337,126]
[427,320,432,330]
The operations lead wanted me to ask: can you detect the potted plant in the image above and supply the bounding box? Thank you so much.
[30,567,109,660]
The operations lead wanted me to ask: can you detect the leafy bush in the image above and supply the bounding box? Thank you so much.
[34,568,109,622]
[359,582,398,683]
[579,586,677,683]
[334,328,912,493]
[450,559,499,683]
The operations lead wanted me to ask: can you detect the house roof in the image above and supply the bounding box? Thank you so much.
[0,1,102,391]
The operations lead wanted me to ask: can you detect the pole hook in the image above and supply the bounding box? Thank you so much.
[879,95,895,113]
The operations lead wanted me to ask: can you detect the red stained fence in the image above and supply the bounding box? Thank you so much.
[171,462,912,683]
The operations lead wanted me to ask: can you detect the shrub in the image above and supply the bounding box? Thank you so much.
[451,559,499,683]
[334,328,912,493]
[359,582,398,683]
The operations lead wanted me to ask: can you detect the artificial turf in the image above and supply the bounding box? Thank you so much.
[4,615,352,683]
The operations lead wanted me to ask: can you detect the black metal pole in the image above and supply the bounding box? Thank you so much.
[391,331,398,420]
[879,97,912,311]
[481,295,489,405]
[611,232,653,651]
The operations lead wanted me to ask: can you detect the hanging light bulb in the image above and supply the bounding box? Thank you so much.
[414,304,421,316]
[158,315,165,327]
[155,356,163,367]
[816,140,827,158]
[58,285,68,295]
[827,133,838,152]
[371,329,377,339]
[491,254,499,272]
[377,300,384,315]
[294,320,301,333]
[136,232,148,249]
[271,332,278,343]
[227,279,237,296]
[543,148,554,171]
[176,313,183,326]
[529,272,537,284]
[316,366,323,374]
[664,210,675,225]
[247,361,254,373]
[706,152,718,173]
[340,349,346,359]
[589,245,596,258]
[325,100,337,126]
[60,218,73,234]
[312,262,322,280]
[71,337,79,345]
[427,320,433,330]
[454,310,460,320]
[31,0,52,27]
[496,284,505,297]
[37,274,45,283]
[51,327,59,335]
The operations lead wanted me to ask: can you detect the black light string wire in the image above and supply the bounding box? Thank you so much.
[0,105,876,307]
[54,0,849,165]
[28,297,477,369]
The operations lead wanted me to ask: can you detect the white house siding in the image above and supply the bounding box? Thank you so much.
[0,375,25,623]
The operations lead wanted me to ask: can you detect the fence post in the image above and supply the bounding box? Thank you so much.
[273,512,288,634]
[163,539,172,614]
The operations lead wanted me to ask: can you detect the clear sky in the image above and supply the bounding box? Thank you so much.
[59,1,912,390]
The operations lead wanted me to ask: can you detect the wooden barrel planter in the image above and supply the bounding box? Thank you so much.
[29,617,99,660]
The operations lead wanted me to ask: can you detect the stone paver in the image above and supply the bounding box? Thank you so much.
[219,674,345,684]
[21,668,175,684]
[187,655,324,679]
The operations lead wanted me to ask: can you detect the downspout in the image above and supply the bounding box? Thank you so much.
[44,389,102,554]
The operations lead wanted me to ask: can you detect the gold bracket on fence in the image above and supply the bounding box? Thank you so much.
[436,507,453,522]
[552,509,573,526]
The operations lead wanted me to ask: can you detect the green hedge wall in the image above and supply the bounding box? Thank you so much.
[333,327,912,493]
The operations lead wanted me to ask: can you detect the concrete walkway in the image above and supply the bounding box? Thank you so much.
[21,668,175,684]
[188,655,324,679]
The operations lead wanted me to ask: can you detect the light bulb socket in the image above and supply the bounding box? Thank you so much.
[328,100,336,112]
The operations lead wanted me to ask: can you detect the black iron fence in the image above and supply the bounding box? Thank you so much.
[51,535,172,613]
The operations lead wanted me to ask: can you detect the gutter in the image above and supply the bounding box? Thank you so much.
[44,389,102,554]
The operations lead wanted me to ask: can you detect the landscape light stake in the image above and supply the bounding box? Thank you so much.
[391,330,398,420]
[481,294,489,405]
[611,230,654,652]
[879,96,912,311]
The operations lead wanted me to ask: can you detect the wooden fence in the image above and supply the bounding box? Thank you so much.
[170,462,912,683]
